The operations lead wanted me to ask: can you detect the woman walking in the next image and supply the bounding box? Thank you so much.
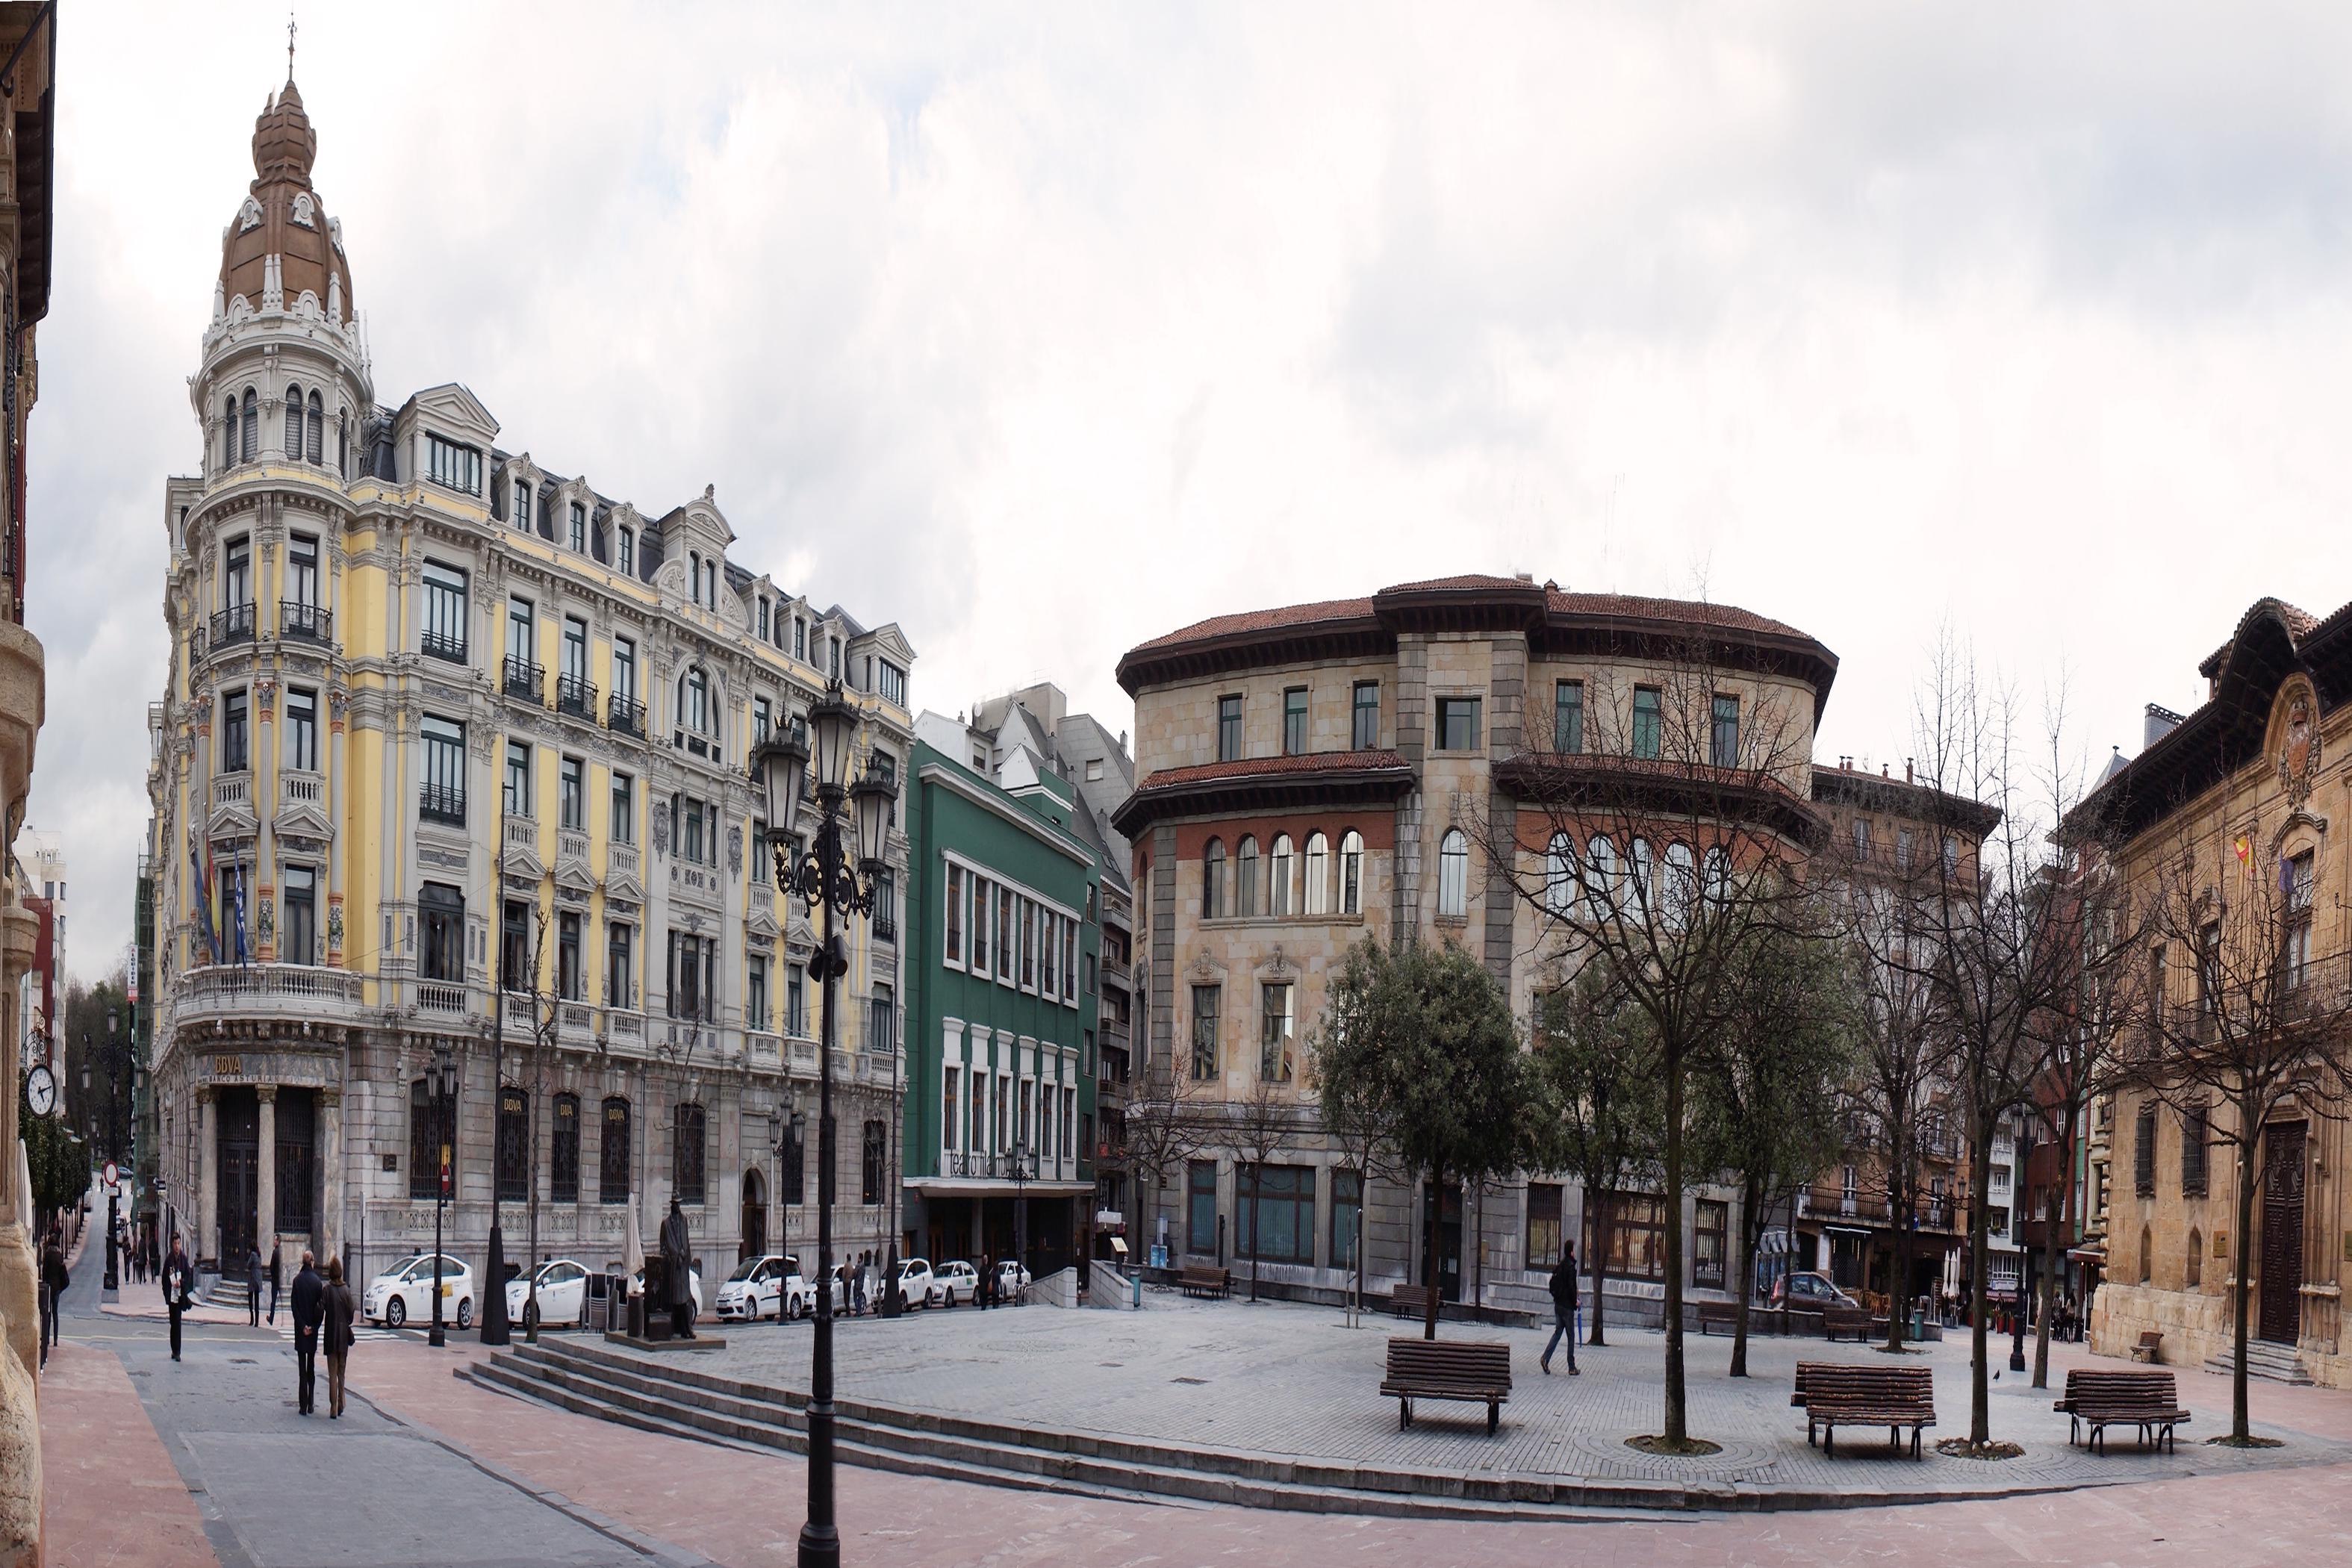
[321,1257,358,1419]
[267,1243,283,1327]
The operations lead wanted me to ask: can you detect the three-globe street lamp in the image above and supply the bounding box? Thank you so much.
[753,683,896,1568]
[428,1039,459,1348]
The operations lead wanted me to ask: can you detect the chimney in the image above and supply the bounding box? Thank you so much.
[2143,703,2185,751]
[1513,570,1535,584]
[1905,759,1914,785]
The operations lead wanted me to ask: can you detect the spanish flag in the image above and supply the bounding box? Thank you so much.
[2233,832,2253,872]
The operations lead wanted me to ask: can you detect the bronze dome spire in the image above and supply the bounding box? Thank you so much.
[217,75,353,325]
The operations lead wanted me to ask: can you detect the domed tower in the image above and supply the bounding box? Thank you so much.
[193,75,372,479]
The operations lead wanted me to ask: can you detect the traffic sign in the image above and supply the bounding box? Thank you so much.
[102,1160,119,1189]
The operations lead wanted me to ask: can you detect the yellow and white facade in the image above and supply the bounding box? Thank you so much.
[148,80,915,1287]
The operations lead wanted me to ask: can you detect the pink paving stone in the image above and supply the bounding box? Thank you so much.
[37,1340,216,1568]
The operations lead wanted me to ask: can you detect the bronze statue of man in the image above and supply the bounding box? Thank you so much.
[660,1198,696,1340]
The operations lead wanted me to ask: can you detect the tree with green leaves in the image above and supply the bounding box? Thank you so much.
[1688,915,1860,1376]
[1315,935,1534,1340]
[19,1080,90,1239]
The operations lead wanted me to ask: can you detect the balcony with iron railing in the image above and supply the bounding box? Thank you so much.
[607,692,644,737]
[171,962,364,1031]
[504,656,546,705]
[279,600,332,645]
[211,602,256,648]
[419,783,467,827]
[556,673,598,720]
[421,628,468,665]
[1796,1184,1961,1233]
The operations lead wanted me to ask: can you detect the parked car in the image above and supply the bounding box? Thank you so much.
[930,1260,980,1307]
[505,1258,594,1330]
[895,1257,936,1310]
[626,1263,705,1319]
[781,1265,844,1320]
[994,1260,1033,1300]
[365,1253,473,1330]
[1768,1271,1858,1310]
[715,1254,791,1322]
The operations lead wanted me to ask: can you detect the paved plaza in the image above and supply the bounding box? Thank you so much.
[594,1292,2348,1504]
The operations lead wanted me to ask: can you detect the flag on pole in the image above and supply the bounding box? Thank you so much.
[232,861,251,967]
[190,839,220,965]
[2233,832,2253,873]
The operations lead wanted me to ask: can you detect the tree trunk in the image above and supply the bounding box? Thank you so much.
[1967,1116,1992,1446]
[1246,1161,1261,1304]
[1662,1050,1687,1445]
[1730,1172,1763,1378]
[1423,1163,1443,1342]
[2032,1181,2062,1389]
[2232,1130,2258,1443]
[1589,1188,1611,1347]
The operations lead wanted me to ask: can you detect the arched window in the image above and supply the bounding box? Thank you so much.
[1438,830,1469,918]
[221,397,237,470]
[336,412,348,477]
[1545,833,1574,916]
[1702,846,1731,908]
[1303,833,1329,915]
[1664,842,1696,930]
[681,667,711,734]
[550,1092,581,1204]
[2186,1228,2203,1288]
[1270,834,1294,917]
[283,384,305,456]
[1628,838,1656,918]
[1587,835,1618,918]
[1202,838,1225,919]
[600,1096,632,1205]
[1339,830,1364,915]
[1236,836,1260,915]
[673,1102,707,1205]
[2138,1225,2153,1285]
[305,390,324,463]
[240,388,258,464]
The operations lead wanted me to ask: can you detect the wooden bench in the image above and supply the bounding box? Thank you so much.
[1380,1337,1512,1435]
[1802,1364,1936,1458]
[1177,1264,1231,1300]
[1389,1283,1436,1320]
[1696,1301,1741,1336]
[2130,1329,2164,1364]
[1822,1304,1873,1343]
[2054,1370,2191,1453]
[1790,1360,1838,1443]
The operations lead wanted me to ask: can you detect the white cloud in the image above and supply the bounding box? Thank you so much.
[28,1,2352,977]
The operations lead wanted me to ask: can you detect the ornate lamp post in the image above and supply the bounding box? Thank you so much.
[753,685,895,1568]
[774,1095,806,1319]
[1009,1129,1036,1302]
[105,1005,122,1291]
[428,1039,458,1348]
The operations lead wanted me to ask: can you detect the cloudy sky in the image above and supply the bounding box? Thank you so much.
[27,2,2352,981]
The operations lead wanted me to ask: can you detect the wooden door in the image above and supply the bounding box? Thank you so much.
[218,1089,259,1265]
[2259,1121,2307,1345]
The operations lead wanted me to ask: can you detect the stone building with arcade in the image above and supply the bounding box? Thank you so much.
[146,76,915,1299]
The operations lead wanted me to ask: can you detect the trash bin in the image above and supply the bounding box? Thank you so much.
[1912,1294,1930,1339]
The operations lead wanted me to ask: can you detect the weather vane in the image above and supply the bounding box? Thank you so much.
[287,14,297,80]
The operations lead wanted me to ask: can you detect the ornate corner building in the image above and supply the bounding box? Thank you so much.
[148,78,915,1296]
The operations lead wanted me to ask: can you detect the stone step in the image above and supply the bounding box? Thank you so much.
[2203,1342,2313,1385]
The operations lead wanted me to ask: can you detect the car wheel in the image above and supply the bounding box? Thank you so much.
[457,1298,473,1330]
[522,1302,538,1331]
[386,1296,406,1329]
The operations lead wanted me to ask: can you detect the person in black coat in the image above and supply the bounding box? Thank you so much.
[290,1251,326,1415]
[1542,1241,1580,1375]
[321,1257,358,1418]
[267,1244,283,1326]
[38,1229,66,1366]
[164,1234,192,1362]
[245,1245,264,1326]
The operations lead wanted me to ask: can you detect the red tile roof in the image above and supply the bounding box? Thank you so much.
[1124,596,1378,656]
[1133,749,1410,793]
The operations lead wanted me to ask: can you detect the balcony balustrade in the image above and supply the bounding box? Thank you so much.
[281,770,324,811]
[279,600,332,645]
[504,656,546,705]
[213,773,249,812]
[556,673,598,719]
[172,962,364,1029]
[419,784,467,827]
[211,603,256,648]
[607,694,644,737]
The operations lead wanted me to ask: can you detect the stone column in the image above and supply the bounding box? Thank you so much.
[197,1086,219,1269]
[255,1086,278,1275]
[318,1089,343,1267]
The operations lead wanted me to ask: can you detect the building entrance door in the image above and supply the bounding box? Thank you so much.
[2259,1121,2307,1345]
[1420,1180,1463,1302]
[739,1168,767,1261]
[217,1088,259,1265]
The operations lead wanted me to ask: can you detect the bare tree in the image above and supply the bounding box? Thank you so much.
[1473,618,1822,1447]
[2120,809,2352,1443]
[496,903,559,1338]
[1119,1050,1212,1264]
[1214,1071,1302,1303]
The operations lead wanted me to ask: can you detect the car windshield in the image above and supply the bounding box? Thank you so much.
[378,1255,423,1281]
[727,1257,769,1284]
[528,1262,569,1285]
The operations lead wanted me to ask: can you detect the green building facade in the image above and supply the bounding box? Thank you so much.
[901,738,1100,1278]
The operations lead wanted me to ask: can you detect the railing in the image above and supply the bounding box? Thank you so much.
[504,656,546,705]
[873,913,897,943]
[609,844,638,884]
[420,629,468,665]
[556,674,598,719]
[561,1003,593,1034]
[174,962,362,1016]
[281,770,324,809]
[279,600,332,644]
[559,828,589,864]
[607,694,644,737]
[211,603,256,647]
[417,980,470,1015]
[419,784,466,826]
[1796,1185,1961,1232]
[609,1009,642,1041]
[748,1032,781,1063]
[213,773,249,812]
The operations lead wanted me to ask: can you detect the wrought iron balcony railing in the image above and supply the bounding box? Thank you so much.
[504,656,546,705]
[420,629,468,665]
[419,784,467,827]
[556,674,598,719]
[211,603,256,647]
[607,693,644,737]
[279,600,332,644]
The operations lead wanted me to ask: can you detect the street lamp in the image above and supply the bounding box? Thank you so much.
[2010,1118,2033,1374]
[754,685,896,1568]
[1009,1129,1037,1303]
[105,1006,122,1291]
[428,1039,458,1348]
[773,1096,806,1318]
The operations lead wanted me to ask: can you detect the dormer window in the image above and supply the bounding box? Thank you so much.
[513,479,532,532]
[617,525,634,576]
[569,501,586,553]
[877,660,907,709]
[426,433,482,495]
[688,551,701,604]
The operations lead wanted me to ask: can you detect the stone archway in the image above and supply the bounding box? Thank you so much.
[740,1166,767,1261]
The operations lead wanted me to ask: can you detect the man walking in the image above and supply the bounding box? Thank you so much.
[290,1250,324,1414]
[267,1242,284,1327]
[322,1258,357,1418]
[1541,1240,1580,1375]
[164,1233,191,1362]
[245,1243,264,1327]
[38,1227,66,1366]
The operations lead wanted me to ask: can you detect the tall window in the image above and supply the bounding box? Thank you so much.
[1217,694,1243,761]
[420,716,465,821]
[507,597,535,672]
[1202,839,1225,918]
[2134,1102,2158,1197]
[996,886,1015,977]
[1191,984,1220,1079]
[281,865,316,965]
[1260,982,1294,1081]
[945,863,964,962]
[610,771,634,844]
[306,391,324,462]
[1437,829,1469,918]
[1631,687,1662,759]
[220,690,249,771]
[568,500,587,553]
[501,899,531,992]
[682,667,710,735]
[505,741,532,817]
[612,636,637,706]
[674,1103,707,1204]
[1236,836,1260,915]
[1527,1182,1564,1269]
[223,535,252,612]
[240,388,258,462]
[284,686,317,771]
[1331,1169,1363,1271]
[1269,834,1294,917]
[497,1088,529,1204]
[1283,687,1309,755]
[617,526,634,576]
[1436,696,1481,752]
[1555,679,1584,753]
[1042,912,1060,995]
[605,921,635,1008]
[1236,1165,1316,1264]
[426,432,482,494]
[559,756,584,830]
[513,479,532,533]
[877,661,907,707]
[1019,900,1036,989]
[600,1097,631,1204]
[558,911,582,1001]
[786,963,806,1036]
[422,560,469,662]
[284,382,305,456]
[1584,1192,1667,1279]
[747,955,769,1031]
[1186,1160,1218,1255]
[2287,850,2315,986]
[550,1093,580,1204]
[1710,694,1740,767]
[2182,1103,2209,1196]
[408,1077,454,1201]
[1544,833,1574,915]
[286,532,320,607]
[1340,830,1363,915]
[1303,833,1329,916]
[1352,681,1380,749]
[759,598,770,640]
[562,615,588,685]
[1587,835,1619,917]
[868,983,895,1053]
[668,931,715,1021]
[1694,1198,1729,1289]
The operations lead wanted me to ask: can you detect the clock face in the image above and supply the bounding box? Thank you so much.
[25,1065,55,1118]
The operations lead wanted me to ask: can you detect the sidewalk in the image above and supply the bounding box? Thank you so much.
[37,1341,215,1568]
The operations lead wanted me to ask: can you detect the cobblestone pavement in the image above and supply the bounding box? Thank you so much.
[597,1294,2350,1498]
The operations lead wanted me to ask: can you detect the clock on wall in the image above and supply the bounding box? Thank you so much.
[25,1063,56,1118]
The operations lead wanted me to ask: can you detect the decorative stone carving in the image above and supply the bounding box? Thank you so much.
[239,196,264,233]
[2273,677,2322,811]
[290,192,317,229]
